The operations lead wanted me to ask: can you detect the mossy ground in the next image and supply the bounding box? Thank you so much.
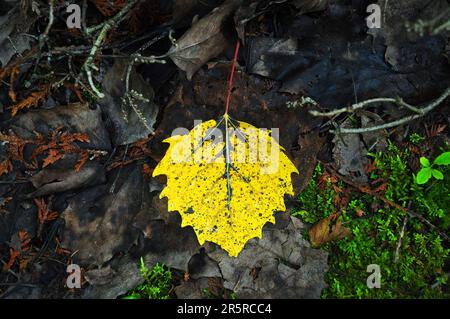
[123,138,449,299]
[293,139,450,298]
[123,258,174,299]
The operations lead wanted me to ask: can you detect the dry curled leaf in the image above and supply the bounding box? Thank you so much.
[0,5,37,68]
[309,214,350,247]
[27,163,106,198]
[168,0,242,80]
[153,116,298,256]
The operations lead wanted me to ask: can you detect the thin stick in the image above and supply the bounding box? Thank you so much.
[39,0,55,49]
[81,0,139,98]
[86,0,139,35]
[82,24,109,98]
[310,89,449,118]
[394,215,408,263]
[330,88,450,134]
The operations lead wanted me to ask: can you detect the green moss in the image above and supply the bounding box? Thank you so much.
[293,141,450,299]
[123,258,173,299]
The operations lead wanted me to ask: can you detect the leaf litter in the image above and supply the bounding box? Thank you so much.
[0,0,448,299]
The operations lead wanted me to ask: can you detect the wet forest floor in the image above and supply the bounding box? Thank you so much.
[0,0,449,299]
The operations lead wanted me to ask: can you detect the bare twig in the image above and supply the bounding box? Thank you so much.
[311,88,450,134]
[82,24,109,98]
[86,0,139,35]
[80,0,139,98]
[394,215,408,263]
[433,19,450,35]
[310,97,399,117]
[109,144,129,194]
[39,0,55,49]
[405,9,450,36]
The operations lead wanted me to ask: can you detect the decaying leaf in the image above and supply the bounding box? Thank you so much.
[168,0,242,80]
[332,118,368,183]
[0,4,37,68]
[153,116,299,256]
[309,214,350,247]
[11,103,111,151]
[183,214,329,298]
[27,163,106,198]
[142,163,153,180]
[62,165,148,265]
[99,58,159,146]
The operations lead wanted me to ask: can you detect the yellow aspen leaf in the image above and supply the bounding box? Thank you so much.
[153,115,299,257]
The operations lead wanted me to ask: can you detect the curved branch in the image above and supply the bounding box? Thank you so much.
[310,88,450,134]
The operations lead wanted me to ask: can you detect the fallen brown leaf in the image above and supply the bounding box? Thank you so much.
[309,214,350,247]
[168,0,242,80]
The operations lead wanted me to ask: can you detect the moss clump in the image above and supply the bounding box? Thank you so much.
[293,141,450,298]
[123,258,173,299]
